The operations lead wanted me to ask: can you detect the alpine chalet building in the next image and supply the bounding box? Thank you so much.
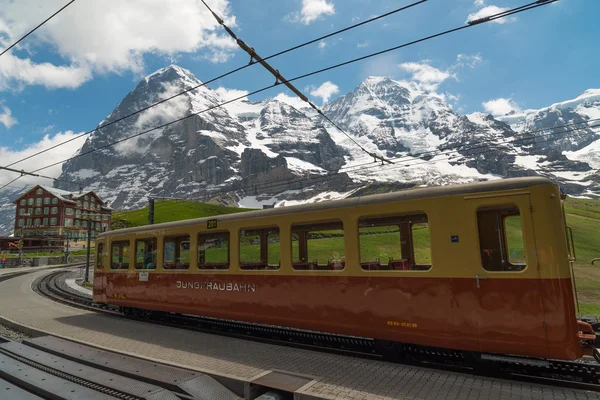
[12,185,112,250]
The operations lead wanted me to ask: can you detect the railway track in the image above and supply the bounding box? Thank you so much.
[31,269,600,393]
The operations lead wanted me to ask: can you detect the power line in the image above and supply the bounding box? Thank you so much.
[0,0,76,57]
[20,0,557,180]
[201,0,393,164]
[3,0,426,170]
[0,164,84,192]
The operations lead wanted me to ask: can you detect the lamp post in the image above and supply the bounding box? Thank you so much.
[18,213,31,267]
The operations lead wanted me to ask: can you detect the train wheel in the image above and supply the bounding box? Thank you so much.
[121,307,132,316]
[375,340,405,360]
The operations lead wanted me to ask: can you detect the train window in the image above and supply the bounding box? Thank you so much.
[239,227,280,270]
[111,241,130,270]
[135,238,157,270]
[198,232,229,270]
[292,221,345,270]
[164,235,190,270]
[96,243,104,270]
[358,214,431,271]
[477,206,526,272]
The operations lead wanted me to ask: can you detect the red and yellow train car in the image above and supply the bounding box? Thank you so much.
[93,177,597,361]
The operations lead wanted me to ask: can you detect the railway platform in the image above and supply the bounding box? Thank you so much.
[0,269,599,400]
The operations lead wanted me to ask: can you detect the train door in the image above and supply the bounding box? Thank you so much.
[93,240,107,303]
[466,193,549,359]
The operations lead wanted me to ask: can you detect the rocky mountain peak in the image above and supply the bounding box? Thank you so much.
[1,66,598,236]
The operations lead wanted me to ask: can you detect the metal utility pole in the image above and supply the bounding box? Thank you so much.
[148,197,155,225]
[64,232,70,264]
[18,226,23,267]
[85,216,91,282]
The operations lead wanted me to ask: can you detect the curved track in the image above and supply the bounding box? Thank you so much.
[32,268,600,393]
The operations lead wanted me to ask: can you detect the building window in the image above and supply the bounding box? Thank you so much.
[164,235,190,270]
[76,210,81,217]
[84,195,89,201]
[20,199,25,206]
[18,209,24,216]
[65,208,74,216]
[477,205,526,272]
[135,238,157,269]
[50,218,57,225]
[75,220,81,227]
[292,221,345,270]
[35,208,42,215]
[26,219,32,226]
[198,232,229,270]
[27,198,34,206]
[82,220,87,228]
[44,207,49,215]
[35,198,42,206]
[17,219,24,227]
[84,202,89,210]
[239,227,280,270]
[103,214,109,221]
[65,219,73,227]
[43,197,50,205]
[43,218,48,226]
[51,207,58,214]
[76,200,82,207]
[96,243,104,270]
[91,197,95,203]
[36,188,43,195]
[359,214,431,271]
[111,241,130,270]
[52,198,58,205]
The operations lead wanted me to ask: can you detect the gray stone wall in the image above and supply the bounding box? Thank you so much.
[2,255,89,268]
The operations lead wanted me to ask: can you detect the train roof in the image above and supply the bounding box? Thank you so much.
[100,176,555,237]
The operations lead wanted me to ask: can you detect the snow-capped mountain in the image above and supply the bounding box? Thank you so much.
[0,65,598,235]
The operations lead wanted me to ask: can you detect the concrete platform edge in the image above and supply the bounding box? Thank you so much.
[0,310,325,399]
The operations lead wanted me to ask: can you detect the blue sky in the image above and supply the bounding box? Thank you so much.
[0,0,597,183]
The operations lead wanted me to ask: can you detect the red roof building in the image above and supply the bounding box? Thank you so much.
[11,185,112,250]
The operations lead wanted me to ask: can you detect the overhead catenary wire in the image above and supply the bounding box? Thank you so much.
[201,0,392,164]
[3,0,427,171]
[0,0,76,57]
[16,0,557,180]
[0,164,86,192]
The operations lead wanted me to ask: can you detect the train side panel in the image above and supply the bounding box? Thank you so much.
[93,180,584,360]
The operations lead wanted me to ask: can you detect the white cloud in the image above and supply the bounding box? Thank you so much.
[357,41,369,48]
[474,0,485,5]
[214,87,249,102]
[455,53,483,69]
[446,92,460,102]
[398,62,456,91]
[0,0,238,91]
[318,40,327,49]
[273,93,308,110]
[0,103,17,128]
[0,130,87,187]
[466,5,514,24]
[310,81,339,104]
[482,98,521,116]
[0,54,92,91]
[285,0,335,24]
